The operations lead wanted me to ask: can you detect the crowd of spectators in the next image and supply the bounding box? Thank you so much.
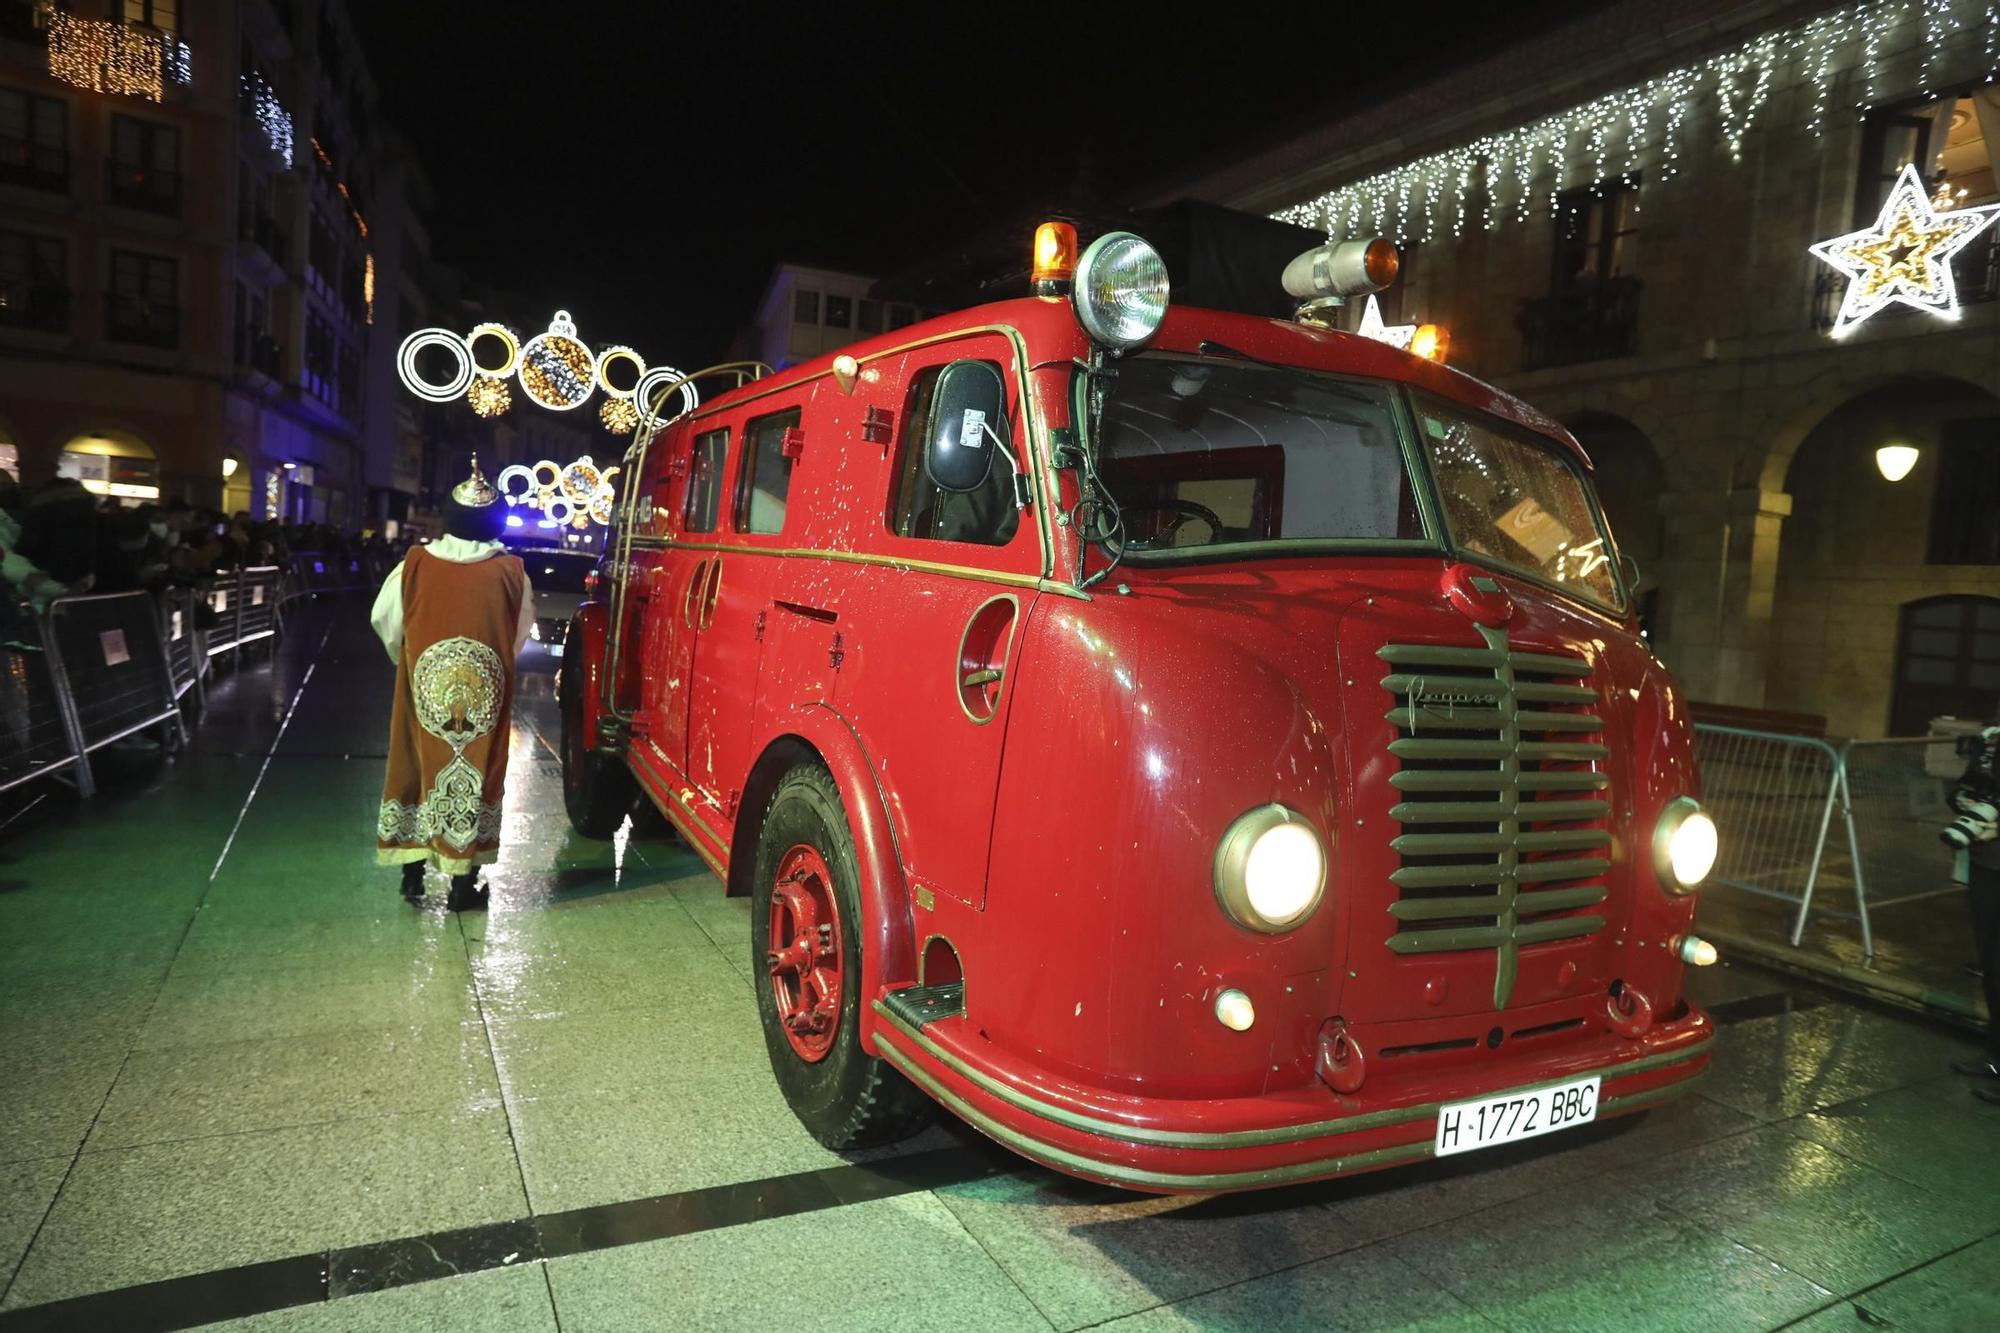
[1,472,399,635]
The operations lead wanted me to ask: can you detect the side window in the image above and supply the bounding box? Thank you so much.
[684,428,728,533]
[886,361,1020,547]
[736,407,801,535]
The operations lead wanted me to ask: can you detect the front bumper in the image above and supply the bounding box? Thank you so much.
[871,997,1713,1193]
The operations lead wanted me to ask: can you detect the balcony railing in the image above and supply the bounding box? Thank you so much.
[104,161,181,215]
[239,210,289,267]
[104,293,179,348]
[0,135,68,192]
[1812,224,2000,332]
[1516,276,1642,372]
[0,281,69,333]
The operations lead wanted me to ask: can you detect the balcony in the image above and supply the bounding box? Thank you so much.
[104,292,179,348]
[1517,276,1642,372]
[0,135,68,193]
[0,280,69,333]
[238,209,289,275]
[1812,225,2000,332]
[236,329,284,380]
[104,161,181,216]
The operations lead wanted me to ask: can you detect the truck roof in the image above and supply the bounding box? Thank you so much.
[696,297,1592,468]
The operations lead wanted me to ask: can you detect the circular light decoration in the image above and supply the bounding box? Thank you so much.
[561,456,603,502]
[495,464,535,506]
[544,496,576,527]
[599,397,640,434]
[588,488,616,525]
[531,460,563,494]
[467,323,521,378]
[467,376,512,418]
[396,328,474,403]
[632,364,700,430]
[516,310,598,411]
[595,345,646,399]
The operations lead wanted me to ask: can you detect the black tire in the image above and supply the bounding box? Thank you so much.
[751,764,932,1149]
[559,645,638,838]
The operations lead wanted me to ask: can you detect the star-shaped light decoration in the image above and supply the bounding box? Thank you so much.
[1808,163,2000,337]
[1355,293,1416,350]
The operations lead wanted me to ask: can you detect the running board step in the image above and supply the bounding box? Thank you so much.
[881,980,966,1028]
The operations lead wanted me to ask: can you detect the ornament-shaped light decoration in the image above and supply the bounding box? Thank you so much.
[467,376,512,418]
[516,311,598,411]
[599,397,640,434]
[1808,163,2000,336]
[495,455,620,528]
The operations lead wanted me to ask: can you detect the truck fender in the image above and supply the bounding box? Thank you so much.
[566,600,610,746]
[732,703,917,1044]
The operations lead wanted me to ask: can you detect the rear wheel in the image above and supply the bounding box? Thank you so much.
[559,644,638,838]
[751,764,932,1148]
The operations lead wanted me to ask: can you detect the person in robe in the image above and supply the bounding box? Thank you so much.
[371,457,535,910]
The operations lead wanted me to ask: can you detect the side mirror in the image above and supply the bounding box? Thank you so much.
[925,361,1007,494]
[1619,551,1642,592]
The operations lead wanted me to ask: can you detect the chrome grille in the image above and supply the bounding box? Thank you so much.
[1378,623,1610,1008]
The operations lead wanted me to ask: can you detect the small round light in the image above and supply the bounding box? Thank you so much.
[1678,935,1718,967]
[1410,324,1450,362]
[1214,988,1255,1031]
[1072,231,1169,351]
[1653,799,1718,892]
[1214,805,1327,933]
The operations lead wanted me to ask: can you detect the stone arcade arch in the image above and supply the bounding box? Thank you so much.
[1766,376,2000,737]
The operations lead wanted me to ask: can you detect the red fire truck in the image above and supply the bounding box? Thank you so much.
[560,225,1720,1192]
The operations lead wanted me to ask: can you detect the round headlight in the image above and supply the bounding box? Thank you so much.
[1072,231,1169,351]
[1653,798,1718,892]
[1214,805,1327,933]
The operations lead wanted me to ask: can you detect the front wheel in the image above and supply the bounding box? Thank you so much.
[751,764,932,1149]
[558,644,638,838]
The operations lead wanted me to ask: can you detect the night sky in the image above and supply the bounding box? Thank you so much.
[351,2,1576,364]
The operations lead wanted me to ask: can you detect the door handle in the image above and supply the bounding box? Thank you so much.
[955,595,1020,724]
[960,667,1003,688]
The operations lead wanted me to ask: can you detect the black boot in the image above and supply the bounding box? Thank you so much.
[446,872,487,913]
[400,862,426,902]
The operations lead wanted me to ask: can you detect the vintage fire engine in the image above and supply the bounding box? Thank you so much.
[560,224,1720,1192]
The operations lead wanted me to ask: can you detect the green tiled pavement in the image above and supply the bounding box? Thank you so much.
[2,603,1997,1331]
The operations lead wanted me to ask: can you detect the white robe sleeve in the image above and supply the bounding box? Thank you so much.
[370,560,407,663]
[514,577,537,658]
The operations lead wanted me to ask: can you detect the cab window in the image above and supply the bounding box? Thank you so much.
[736,407,800,535]
[684,427,728,533]
[886,361,1020,547]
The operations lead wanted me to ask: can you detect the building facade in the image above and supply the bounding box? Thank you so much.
[1163,0,2000,738]
[0,0,415,528]
[736,262,925,370]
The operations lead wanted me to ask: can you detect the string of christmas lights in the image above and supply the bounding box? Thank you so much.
[47,11,192,103]
[1273,0,2000,244]
[241,70,294,168]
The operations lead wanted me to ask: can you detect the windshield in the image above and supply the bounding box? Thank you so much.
[1092,355,1424,558]
[520,552,594,594]
[1411,393,1624,611]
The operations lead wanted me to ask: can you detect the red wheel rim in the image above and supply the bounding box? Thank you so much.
[767,843,844,1062]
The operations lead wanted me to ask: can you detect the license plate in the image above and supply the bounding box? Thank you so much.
[548,644,564,657]
[1434,1075,1599,1157]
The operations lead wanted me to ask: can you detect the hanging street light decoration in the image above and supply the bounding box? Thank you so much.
[396,312,697,428]
[467,376,512,418]
[516,311,598,411]
[496,456,621,530]
[1354,293,1416,350]
[1808,163,2000,337]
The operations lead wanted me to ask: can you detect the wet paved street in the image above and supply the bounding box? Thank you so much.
[2,600,1997,1332]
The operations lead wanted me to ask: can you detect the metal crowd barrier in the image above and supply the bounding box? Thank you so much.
[202,565,289,662]
[0,608,88,796]
[1693,724,1964,960]
[158,584,205,714]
